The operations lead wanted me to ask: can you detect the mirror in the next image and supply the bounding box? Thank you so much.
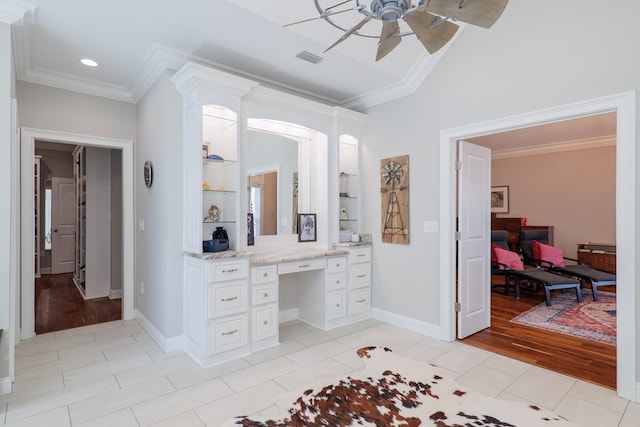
[247,120,311,236]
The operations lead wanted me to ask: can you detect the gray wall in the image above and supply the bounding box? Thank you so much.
[135,70,183,338]
[361,0,640,327]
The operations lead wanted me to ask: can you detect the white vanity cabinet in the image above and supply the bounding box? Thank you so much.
[345,247,372,320]
[295,256,348,330]
[250,264,279,351]
[184,255,250,366]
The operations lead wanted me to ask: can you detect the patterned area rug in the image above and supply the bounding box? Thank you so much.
[223,346,576,426]
[511,291,616,345]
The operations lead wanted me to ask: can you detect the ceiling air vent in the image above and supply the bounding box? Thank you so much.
[296,51,323,64]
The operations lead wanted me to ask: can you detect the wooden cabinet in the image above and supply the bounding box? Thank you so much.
[339,137,360,239]
[577,243,616,273]
[250,264,278,351]
[72,146,111,299]
[34,155,41,278]
[345,247,372,320]
[184,256,251,366]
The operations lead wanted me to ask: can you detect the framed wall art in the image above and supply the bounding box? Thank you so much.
[297,213,317,242]
[380,155,409,244]
[491,186,509,214]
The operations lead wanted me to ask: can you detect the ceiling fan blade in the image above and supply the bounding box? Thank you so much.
[376,22,402,61]
[324,17,372,53]
[405,11,459,54]
[284,8,353,28]
[426,0,508,29]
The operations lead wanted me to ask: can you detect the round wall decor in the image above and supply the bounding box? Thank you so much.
[143,160,153,187]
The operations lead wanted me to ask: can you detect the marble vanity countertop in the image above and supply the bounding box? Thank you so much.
[333,241,372,248]
[185,250,251,260]
[250,248,348,265]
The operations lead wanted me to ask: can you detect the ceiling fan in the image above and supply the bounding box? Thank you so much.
[286,0,509,61]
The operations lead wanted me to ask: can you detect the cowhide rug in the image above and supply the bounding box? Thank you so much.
[223,346,576,426]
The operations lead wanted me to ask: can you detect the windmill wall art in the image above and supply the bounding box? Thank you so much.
[380,155,409,244]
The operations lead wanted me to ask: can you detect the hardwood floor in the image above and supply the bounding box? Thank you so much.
[462,281,616,390]
[35,273,122,334]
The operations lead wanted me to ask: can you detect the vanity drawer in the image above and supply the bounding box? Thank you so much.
[327,273,346,291]
[326,290,347,320]
[208,280,248,318]
[278,257,325,274]
[348,248,371,264]
[349,263,371,289]
[208,314,248,355]
[327,257,347,273]
[349,287,371,315]
[251,304,278,341]
[208,260,248,283]
[252,283,277,306]
[251,264,278,284]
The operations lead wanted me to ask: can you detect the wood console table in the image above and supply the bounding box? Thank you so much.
[577,243,616,273]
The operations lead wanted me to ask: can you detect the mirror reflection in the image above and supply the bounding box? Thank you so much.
[247,127,304,236]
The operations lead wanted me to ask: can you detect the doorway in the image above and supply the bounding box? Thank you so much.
[440,92,637,401]
[34,142,123,334]
[20,128,135,341]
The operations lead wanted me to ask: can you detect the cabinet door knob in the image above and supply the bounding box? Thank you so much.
[263,292,269,298]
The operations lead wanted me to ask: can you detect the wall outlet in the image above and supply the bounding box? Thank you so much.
[141,281,144,294]
[138,219,145,231]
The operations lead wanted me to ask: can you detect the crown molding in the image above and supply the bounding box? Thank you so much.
[0,0,34,25]
[492,135,617,159]
[11,13,449,110]
[343,24,465,111]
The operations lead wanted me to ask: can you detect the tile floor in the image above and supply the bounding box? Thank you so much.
[1,318,639,426]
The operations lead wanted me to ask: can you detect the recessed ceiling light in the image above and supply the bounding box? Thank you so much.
[80,58,98,67]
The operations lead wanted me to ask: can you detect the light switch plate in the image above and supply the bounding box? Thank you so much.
[423,221,439,233]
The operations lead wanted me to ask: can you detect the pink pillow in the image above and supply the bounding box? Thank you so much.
[493,247,524,270]
[491,243,500,263]
[532,241,565,267]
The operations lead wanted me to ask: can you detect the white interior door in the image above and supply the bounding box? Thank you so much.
[51,177,75,274]
[457,141,491,338]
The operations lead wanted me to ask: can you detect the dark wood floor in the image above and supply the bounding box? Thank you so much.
[462,280,616,390]
[35,273,122,334]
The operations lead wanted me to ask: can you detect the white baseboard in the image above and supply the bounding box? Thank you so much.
[0,376,12,396]
[279,308,299,324]
[371,308,446,341]
[134,309,183,353]
[109,288,123,299]
[40,267,51,275]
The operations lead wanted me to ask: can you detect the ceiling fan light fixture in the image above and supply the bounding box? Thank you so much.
[371,0,411,22]
[287,0,508,61]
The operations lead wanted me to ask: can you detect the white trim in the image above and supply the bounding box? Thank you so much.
[0,376,11,396]
[20,128,135,340]
[492,135,616,159]
[371,308,442,339]
[439,91,637,402]
[109,289,123,299]
[279,308,299,324]
[135,310,184,353]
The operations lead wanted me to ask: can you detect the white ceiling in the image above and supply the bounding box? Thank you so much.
[9,0,461,110]
[6,0,616,149]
